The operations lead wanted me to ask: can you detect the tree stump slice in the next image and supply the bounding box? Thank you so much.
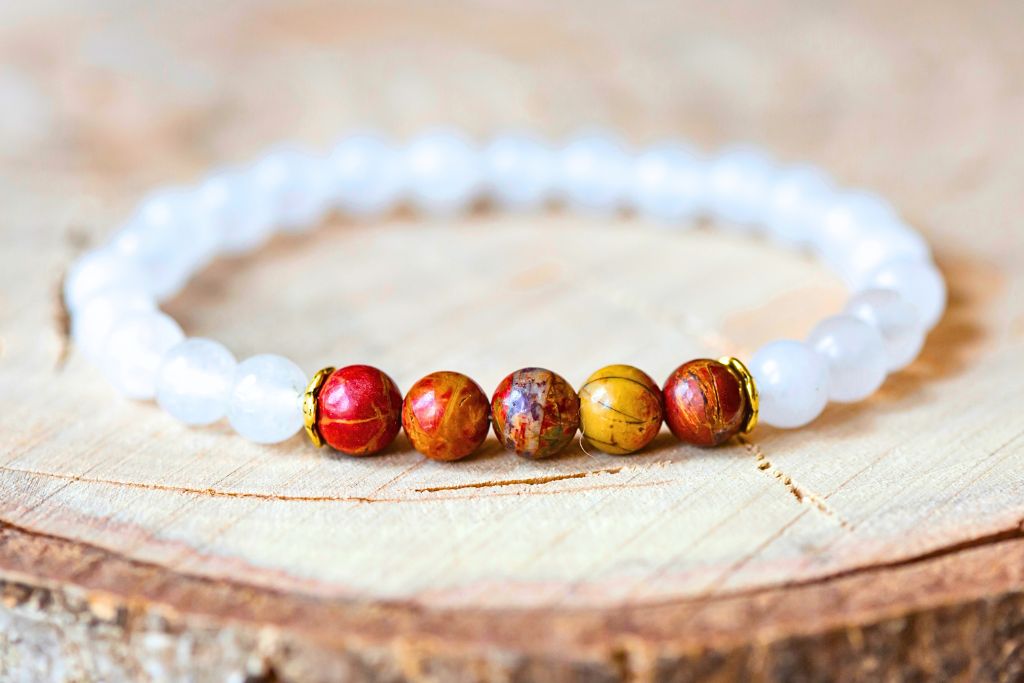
[1,1,1023,680]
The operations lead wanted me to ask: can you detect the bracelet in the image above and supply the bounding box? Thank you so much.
[64,130,946,461]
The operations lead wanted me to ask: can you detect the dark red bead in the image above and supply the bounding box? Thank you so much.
[662,359,748,447]
[317,365,402,456]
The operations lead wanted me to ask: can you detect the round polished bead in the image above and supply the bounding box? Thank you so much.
[662,359,748,447]
[101,311,185,399]
[837,225,930,286]
[405,129,483,215]
[64,248,147,312]
[327,133,405,217]
[764,165,834,246]
[156,338,237,425]
[317,365,403,456]
[402,371,490,461]
[807,315,888,403]
[228,354,307,444]
[197,170,275,255]
[862,258,946,329]
[72,288,157,362]
[482,133,556,211]
[705,146,776,227]
[557,133,630,215]
[579,364,662,454]
[629,144,704,224]
[749,340,830,429]
[845,289,926,371]
[252,146,331,231]
[491,368,580,459]
[814,190,898,257]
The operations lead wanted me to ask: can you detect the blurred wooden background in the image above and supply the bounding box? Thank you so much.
[1,1,1023,681]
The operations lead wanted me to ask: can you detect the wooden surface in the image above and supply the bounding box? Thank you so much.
[1,1,1023,680]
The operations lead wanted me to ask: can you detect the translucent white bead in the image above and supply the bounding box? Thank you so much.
[156,338,237,425]
[764,165,834,246]
[845,289,926,371]
[63,248,148,312]
[227,354,307,444]
[101,311,185,399]
[629,143,704,224]
[197,170,275,255]
[807,315,888,403]
[557,133,630,215]
[252,146,331,231]
[813,190,898,259]
[705,146,776,228]
[327,133,405,217]
[405,129,483,215]
[482,133,556,211]
[836,224,930,286]
[750,340,830,429]
[862,258,946,329]
[72,288,157,362]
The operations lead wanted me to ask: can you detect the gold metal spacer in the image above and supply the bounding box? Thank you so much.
[719,356,759,434]
[302,366,336,448]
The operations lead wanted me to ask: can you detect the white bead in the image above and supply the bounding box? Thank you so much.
[750,340,830,429]
[862,258,946,329]
[227,354,307,444]
[197,170,275,254]
[629,143,704,224]
[72,288,157,362]
[252,146,331,231]
[764,165,834,246]
[482,133,555,211]
[405,129,483,215]
[557,133,630,215]
[156,338,237,425]
[705,146,776,227]
[836,224,930,286]
[64,248,147,312]
[813,190,898,259]
[327,133,405,217]
[807,315,888,403]
[101,311,185,399]
[845,288,926,371]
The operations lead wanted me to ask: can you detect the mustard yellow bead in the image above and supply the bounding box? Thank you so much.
[578,365,663,455]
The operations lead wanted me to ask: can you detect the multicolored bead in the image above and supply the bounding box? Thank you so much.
[402,371,490,461]
[491,368,580,459]
[662,358,749,447]
[578,364,663,454]
[317,364,402,455]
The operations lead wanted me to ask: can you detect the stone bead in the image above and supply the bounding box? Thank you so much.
[629,144,705,224]
[156,338,237,425]
[228,354,308,444]
[578,365,663,454]
[63,248,147,312]
[404,129,483,216]
[862,258,946,329]
[482,133,556,211]
[764,165,834,247]
[327,132,405,218]
[845,288,926,371]
[251,146,331,231]
[491,368,580,459]
[662,359,748,447]
[807,315,888,403]
[705,146,776,228]
[402,371,490,461]
[557,133,630,215]
[72,288,157,362]
[317,365,403,456]
[197,170,275,255]
[101,311,185,399]
[750,340,830,429]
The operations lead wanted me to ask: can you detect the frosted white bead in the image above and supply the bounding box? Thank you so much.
[629,143,704,224]
[197,170,275,255]
[227,354,307,444]
[845,288,926,371]
[764,165,835,246]
[72,289,157,362]
[557,133,630,215]
[862,258,946,329]
[835,224,930,286]
[101,311,185,399]
[814,190,898,259]
[327,133,405,217]
[405,129,483,215]
[705,146,776,228]
[750,340,830,429]
[156,338,237,425]
[482,133,556,211]
[807,315,888,403]
[63,248,148,313]
[252,146,331,231]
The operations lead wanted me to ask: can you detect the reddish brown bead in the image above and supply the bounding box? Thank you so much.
[491,368,580,459]
[402,371,490,461]
[662,359,748,447]
[317,365,402,456]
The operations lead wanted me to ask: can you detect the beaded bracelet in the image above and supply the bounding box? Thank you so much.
[65,130,946,460]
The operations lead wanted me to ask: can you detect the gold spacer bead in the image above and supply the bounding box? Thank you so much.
[302,366,336,448]
[718,356,759,434]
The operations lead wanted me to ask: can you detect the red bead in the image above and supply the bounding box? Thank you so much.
[317,365,402,456]
[491,368,579,459]
[662,359,748,447]
[402,371,490,461]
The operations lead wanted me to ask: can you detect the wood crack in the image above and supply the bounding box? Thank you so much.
[413,467,623,493]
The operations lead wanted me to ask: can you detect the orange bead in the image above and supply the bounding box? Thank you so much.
[662,359,748,447]
[402,371,490,461]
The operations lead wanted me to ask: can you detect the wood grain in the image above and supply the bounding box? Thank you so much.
[1,0,1023,680]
